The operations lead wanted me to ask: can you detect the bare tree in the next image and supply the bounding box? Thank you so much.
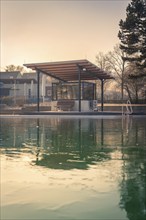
[95,44,145,103]
[95,52,113,100]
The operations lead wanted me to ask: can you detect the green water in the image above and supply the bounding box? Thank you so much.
[0,116,146,220]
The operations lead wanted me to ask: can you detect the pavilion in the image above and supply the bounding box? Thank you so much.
[24,59,114,112]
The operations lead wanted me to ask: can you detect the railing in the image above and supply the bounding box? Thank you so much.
[122,100,133,116]
[122,100,133,136]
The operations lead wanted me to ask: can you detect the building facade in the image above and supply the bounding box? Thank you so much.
[0,71,52,105]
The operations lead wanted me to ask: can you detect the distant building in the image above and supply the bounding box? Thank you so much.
[0,71,52,104]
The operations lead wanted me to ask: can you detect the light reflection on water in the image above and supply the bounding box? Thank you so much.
[0,116,146,220]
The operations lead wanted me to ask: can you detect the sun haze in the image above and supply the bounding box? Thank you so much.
[1,0,131,68]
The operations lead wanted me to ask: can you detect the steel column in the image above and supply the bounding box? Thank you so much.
[94,83,96,100]
[78,65,81,112]
[37,70,40,112]
[101,79,104,112]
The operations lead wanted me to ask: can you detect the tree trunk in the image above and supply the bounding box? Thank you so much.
[135,83,139,104]
[125,85,133,103]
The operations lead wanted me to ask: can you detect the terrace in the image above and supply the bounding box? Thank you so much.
[24,59,113,113]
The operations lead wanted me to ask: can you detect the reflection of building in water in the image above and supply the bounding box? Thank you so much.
[0,117,145,148]
[0,117,146,160]
[1,117,146,220]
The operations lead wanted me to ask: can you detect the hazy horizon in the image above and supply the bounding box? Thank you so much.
[1,0,131,68]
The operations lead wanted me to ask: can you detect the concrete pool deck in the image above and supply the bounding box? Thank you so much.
[19,110,146,116]
[1,111,146,118]
[0,103,146,115]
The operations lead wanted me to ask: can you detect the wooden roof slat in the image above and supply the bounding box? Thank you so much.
[42,68,108,77]
[24,59,114,81]
[54,71,109,80]
[25,59,88,68]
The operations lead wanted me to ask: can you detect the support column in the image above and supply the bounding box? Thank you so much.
[37,70,40,112]
[78,65,81,112]
[94,83,96,100]
[31,80,34,98]
[101,119,104,147]
[101,79,104,112]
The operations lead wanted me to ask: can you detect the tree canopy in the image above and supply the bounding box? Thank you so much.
[118,0,146,75]
[5,65,26,73]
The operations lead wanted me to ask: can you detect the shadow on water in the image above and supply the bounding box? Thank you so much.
[0,116,146,220]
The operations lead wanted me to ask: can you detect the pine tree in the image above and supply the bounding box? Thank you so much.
[118,0,146,76]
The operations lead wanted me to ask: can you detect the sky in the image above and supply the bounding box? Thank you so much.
[1,0,131,69]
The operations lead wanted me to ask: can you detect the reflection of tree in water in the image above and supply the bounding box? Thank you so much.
[119,148,146,220]
[34,150,112,170]
[34,119,112,170]
[1,117,146,218]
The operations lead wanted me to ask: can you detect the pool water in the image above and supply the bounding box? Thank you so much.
[0,116,146,220]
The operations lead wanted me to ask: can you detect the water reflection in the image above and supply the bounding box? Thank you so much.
[0,116,146,220]
[120,143,146,220]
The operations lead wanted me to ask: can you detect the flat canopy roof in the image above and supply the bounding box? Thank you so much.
[24,59,113,82]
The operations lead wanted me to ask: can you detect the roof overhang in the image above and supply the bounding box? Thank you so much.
[24,59,114,82]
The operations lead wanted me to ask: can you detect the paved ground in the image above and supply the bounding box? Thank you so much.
[0,104,146,115]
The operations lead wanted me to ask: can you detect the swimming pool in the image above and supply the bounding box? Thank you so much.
[1,116,146,219]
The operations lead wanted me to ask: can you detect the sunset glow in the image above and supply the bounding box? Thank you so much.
[1,0,131,68]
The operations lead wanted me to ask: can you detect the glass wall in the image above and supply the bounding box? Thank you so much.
[52,82,95,100]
